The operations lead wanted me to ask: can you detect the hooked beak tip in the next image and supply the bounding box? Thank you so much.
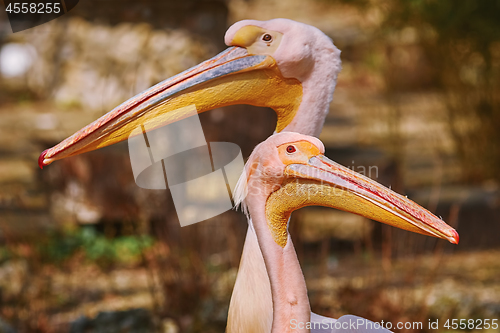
[451,229,459,244]
[38,150,48,169]
[299,155,461,245]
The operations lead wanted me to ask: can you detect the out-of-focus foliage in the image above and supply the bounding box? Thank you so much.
[389,1,500,45]
[323,0,371,8]
[40,227,154,266]
[384,0,500,182]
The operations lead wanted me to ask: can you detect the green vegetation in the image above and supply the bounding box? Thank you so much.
[40,227,154,266]
[386,0,500,182]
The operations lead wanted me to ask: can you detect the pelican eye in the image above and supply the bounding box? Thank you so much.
[286,145,296,154]
[262,34,273,42]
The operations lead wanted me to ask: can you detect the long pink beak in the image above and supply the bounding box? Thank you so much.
[39,47,281,168]
[282,155,459,244]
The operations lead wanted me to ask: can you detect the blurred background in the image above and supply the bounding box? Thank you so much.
[0,0,499,332]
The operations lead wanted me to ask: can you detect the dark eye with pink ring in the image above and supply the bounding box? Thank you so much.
[262,34,272,42]
[286,145,296,154]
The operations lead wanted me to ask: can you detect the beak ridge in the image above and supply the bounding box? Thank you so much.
[284,155,459,244]
[39,47,275,167]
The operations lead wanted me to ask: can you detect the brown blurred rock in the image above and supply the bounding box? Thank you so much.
[21,17,215,111]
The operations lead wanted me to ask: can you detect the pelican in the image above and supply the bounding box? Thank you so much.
[37,19,457,332]
[229,132,458,333]
[38,18,340,168]
[38,19,341,329]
